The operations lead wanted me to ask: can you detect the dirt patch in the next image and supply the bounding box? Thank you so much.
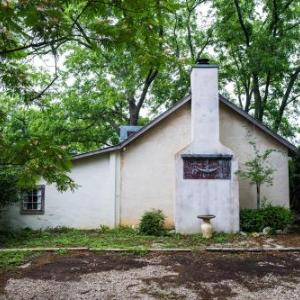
[208,233,300,249]
[1,251,300,299]
[0,251,148,295]
[143,252,300,298]
[19,251,148,282]
[159,252,300,283]
[258,233,300,247]
[4,265,196,300]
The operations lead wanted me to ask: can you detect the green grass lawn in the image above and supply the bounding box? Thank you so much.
[0,226,238,250]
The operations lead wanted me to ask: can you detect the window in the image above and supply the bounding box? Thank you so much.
[21,185,45,214]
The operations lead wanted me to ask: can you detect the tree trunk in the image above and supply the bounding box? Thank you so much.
[252,73,263,121]
[256,184,261,209]
[127,69,159,126]
[128,97,140,126]
[129,111,139,126]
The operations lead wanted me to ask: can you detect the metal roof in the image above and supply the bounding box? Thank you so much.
[72,94,297,161]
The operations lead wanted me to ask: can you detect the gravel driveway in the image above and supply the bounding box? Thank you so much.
[1,251,300,299]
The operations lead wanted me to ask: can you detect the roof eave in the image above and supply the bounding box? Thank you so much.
[219,95,298,155]
[71,94,297,161]
[71,95,191,161]
[72,145,120,161]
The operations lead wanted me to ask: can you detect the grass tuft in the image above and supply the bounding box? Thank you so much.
[0,226,237,251]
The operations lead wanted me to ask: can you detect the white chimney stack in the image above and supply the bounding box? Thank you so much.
[175,59,239,234]
[190,59,227,154]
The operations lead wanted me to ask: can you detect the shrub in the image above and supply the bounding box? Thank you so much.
[240,205,294,233]
[139,209,166,236]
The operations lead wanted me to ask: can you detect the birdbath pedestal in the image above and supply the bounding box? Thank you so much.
[197,215,216,239]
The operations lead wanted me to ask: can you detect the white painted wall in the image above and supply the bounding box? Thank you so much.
[220,103,290,209]
[120,102,290,228]
[120,104,191,227]
[1,154,116,229]
[1,101,290,230]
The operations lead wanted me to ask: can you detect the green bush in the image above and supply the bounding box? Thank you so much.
[139,209,166,236]
[240,205,294,233]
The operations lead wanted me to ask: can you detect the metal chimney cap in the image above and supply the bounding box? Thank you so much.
[196,58,210,65]
[193,58,218,69]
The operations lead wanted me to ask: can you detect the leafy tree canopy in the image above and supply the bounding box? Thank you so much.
[213,0,299,137]
[0,0,299,208]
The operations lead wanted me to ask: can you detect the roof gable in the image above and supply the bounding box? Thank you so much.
[73,95,297,160]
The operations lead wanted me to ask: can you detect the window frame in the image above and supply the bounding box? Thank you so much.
[20,185,45,215]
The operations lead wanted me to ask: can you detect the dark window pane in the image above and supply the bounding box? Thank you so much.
[26,193,31,202]
[32,190,38,203]
[21,186,44,213]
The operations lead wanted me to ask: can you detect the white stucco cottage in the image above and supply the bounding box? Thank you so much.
[1,61,297,233]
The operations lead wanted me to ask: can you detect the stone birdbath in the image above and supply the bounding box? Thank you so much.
[197,214,216,239]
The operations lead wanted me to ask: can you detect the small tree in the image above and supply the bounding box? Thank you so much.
[237,141,275,209]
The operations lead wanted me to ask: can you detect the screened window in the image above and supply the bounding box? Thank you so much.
[21,185,45,214]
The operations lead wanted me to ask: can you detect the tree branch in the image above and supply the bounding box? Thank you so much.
[273,66,300,131]
[137,68,159,110]
[233,0,250,47]
[0,38,67,56]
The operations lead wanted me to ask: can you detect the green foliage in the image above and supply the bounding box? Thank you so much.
[0,1,212,207]
[0,226,237,250]
[0,75,76,208]
[236,140,276,208]
[212,232,230,243]
[139,209,166,236]
[98,225,111,234]
[214,0,300,135]
[0,167,20,209]
[111,225,137,235]
[0,0,298,211]
[240,205,294,233]
[0,0,189,207]
[289,147,300,211]
[0,251,35,268]
[55,249,68,256]
[237,142,275,185]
